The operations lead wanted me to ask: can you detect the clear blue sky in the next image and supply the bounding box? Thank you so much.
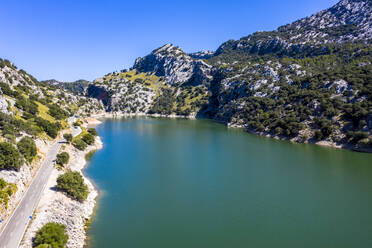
[0,0,338,82]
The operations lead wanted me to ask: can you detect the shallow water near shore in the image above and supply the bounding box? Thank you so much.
[85,117,372,248]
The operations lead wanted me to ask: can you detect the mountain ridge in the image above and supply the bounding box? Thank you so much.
[80,0,371,152]
[4,0,370,152]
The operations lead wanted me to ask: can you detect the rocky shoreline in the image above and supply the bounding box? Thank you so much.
[90,111,196,120]
[92,111,371,153]
[227,122,372,153]
[20,135,103,248]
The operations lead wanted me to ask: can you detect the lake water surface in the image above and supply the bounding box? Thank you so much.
[85,118,372,248]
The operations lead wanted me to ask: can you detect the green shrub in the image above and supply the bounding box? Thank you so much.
[63,133,73,143]
[314,130,323,140]
[17,136,37,163]
[34,222,68,248]
[57,170,88,201]
[73,139,87,151]
[149,88,175,115]
[274,127,282,135]
[357,138,371,148]
[0,142,23,171]
[35,244,53,248]
[347,131,369,144]
[15,96,38,115]
[56,152,69,166]
[82,133,95,145]
[34,117,61,138]
[315,118,333,138]
[0,82,19,97]
[134,78,144,84]
[0,178,17,209]
[21,112,34,120]
[4,133,16,143]
[87,128,98,136]
[0,113,40,137]
[2,123,16,136]
[48,104,69,120]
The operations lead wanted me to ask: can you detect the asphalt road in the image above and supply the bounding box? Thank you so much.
[69,116,82,138]
[72,125,82,137]
[0,140,63,248]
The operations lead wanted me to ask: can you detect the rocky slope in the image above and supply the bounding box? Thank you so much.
[0,58,104,237]
[86,69,210,116]
[214,0,372,57]
[42,79,91,96]
[133,44,214,86]
[282,0,372,44]
[84,0,371,151]
[87,70,159,113]
[20,135,103,248]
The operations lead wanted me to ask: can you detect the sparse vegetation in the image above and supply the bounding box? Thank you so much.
[73,139,87,151]
[48,104,69,120]
[73,121,81,127]
[56,152,69,166]
[0,142,23,171]
[82,133,95,145]
[17,136,37,163]
[87,128,98,136]
[15,96,39,115]
[149,88,175,115]
[34,117,61,139]
[63,133,73,143]
[0,178,17,209]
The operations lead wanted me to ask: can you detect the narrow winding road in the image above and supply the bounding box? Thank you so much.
[0,118,82,248]
[0,139,63,248]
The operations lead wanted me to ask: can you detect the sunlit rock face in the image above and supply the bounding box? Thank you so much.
[133,44,213,86]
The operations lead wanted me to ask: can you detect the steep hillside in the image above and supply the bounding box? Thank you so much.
[84,0,371,151]
[42,79,90,96]
[203,0,372,151]
[214,0,372,59]
[86,69,209,116]
[0,58,103,215]
[88,70,160,113]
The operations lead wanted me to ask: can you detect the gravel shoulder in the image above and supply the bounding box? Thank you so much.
[20,136,103,248]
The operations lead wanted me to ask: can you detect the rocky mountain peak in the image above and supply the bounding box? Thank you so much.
[152,43,185,56]
[133,44,213,86]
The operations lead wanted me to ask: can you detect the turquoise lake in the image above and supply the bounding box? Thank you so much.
[85,118,372,248]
